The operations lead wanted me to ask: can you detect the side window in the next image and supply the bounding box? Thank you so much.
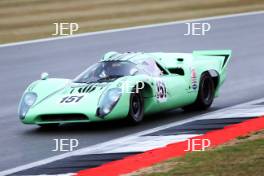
[136,58,168,77]
[155,62,169,75]
[141,59,162,77]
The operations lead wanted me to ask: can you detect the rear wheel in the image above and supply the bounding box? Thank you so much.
[183,72,215,111]
[127,88,144,124]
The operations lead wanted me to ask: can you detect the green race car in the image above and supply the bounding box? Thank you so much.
[19,50,231,127]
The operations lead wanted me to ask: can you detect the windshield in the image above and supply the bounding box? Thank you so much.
[74,61,140,83]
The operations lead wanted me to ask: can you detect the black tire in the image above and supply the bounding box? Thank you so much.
[127,88,144,124]
[183,72,215,111]
[38,123,60,129]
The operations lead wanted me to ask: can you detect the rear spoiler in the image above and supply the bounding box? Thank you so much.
[193,50,232,69]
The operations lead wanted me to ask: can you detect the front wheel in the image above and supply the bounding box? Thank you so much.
[127,88,144,124]
[183,73,215,111]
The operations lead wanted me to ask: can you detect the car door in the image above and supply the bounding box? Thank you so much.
[156,71,190,110]
[140,58,190,111]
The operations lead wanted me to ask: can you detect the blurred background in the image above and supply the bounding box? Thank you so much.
[0,0,263,44]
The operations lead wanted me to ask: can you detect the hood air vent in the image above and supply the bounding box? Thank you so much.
[78,84,97,93]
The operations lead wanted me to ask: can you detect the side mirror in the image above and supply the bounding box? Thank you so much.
[41,72,49,80]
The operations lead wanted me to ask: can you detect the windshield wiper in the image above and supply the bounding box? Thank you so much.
[96,75,122,82]
[74,80,99,84]
[75,75,122,84]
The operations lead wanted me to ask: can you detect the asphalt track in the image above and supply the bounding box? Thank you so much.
[0,12,264,172]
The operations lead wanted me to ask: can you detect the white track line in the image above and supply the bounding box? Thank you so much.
[1,97,264,176]
[107,135,201,153]
[0,10,263,48]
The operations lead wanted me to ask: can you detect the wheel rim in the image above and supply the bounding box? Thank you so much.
[131,93,142,120]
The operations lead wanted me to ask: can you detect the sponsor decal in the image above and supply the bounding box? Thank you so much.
[191,68,198,90]
[156,79,167,102]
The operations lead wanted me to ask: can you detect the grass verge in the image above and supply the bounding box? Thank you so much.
[125,130,264,176]
[0,0,264,44]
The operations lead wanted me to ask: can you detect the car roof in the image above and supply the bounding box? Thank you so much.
[102,51,157,64]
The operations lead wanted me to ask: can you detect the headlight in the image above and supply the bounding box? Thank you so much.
[24,93,37,106]
[102,106,111,114]
[108,89,121,102]
[97,88,122,117]
[18,92,37,120]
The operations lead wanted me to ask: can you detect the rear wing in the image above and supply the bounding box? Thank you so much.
[193,50,232,70]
